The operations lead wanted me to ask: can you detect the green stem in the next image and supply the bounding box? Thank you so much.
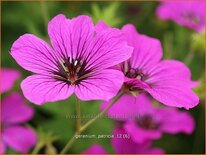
[75,95,81,132]
[60,91,124,154]
[80,91,124,132]
[31,143,43,154]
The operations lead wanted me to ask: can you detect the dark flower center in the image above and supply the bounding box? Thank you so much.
[54,57,91,85]
[125,68,144,80]
[122,62,147,92]
[136,115,160,130]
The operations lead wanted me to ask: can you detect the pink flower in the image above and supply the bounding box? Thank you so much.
[1,92,37,153]
[82,144,107,154]
[10,14,133,105]
[119,24,199,109]
[1,68,21,93]
[102,94,195,143]
[156,1,205,32]
[82,127,164,154]
[112,127,165,154]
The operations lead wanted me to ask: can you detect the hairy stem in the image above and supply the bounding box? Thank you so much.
[60,91,124,154]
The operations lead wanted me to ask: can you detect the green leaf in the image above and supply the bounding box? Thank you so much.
[89,2,122,27]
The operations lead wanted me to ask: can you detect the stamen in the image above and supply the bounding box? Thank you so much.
[57,57,87,85]
[74,60,78,66]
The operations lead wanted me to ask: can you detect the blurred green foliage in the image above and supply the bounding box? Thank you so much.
[1,1,205,154]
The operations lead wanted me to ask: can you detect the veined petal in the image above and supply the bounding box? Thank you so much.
[146,60,196,85]
[95,20,110,33]
[145,60,199,109]
[1,68,21,93]
[75,69,124,101]
[11,34,58,74]
[21,75,74,105]
[122,24,162,72]
[2,126,36,153]
[48,14,94,60]
[2,92,34,124]
[84,27,133,70]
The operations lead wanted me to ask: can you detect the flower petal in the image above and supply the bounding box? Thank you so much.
[48,14,94,60]
[2,92,34,124]
[81,144,107,154]
[21,75,74,105]
[101,94,152,121]
[95,20,110,33]
[112,127,164,154]
[124,121,162,143]
[0,140,6,154]
[122,24,162,72]
[84,27,133,70]
[145,60,199,109]
[75,69,124,101]
[156,1,205,32]
[48,14,133,70]
[2,126,36,153]
[11,34,59,74]
[1,68,21,93]
[157,108,195,134]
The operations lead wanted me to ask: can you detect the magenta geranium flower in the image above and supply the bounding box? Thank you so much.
[1,68,21,93]
[82,127,164,154]
[10,14,133,105]
[156,1,205,32]
[102,94,195,143]
[1,92,36,153]
[118,24,198,109]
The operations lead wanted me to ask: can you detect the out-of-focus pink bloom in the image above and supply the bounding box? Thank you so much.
[82,127,164,154]
[102,94,195,143]
[1,92,37,153]
[118,24,199,109]
[156,1,205,32]
[1,68,21,93]
[82,144,107,154]
[10,14,133,105]
[112,127,165,154]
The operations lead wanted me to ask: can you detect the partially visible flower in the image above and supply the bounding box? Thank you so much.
[156,1,205,32]
[118,24,199,109]
[82,127,165,154]
[112,127,165,154]
[82,144,107,154]
[102,94,195,143]
[1,92,37,153]
[10,14,133,105]
[1,68,21,93]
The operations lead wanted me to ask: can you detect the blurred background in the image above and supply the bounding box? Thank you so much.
[1,1,205,154]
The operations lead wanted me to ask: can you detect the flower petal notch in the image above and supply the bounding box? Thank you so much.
[11,14,133,105]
